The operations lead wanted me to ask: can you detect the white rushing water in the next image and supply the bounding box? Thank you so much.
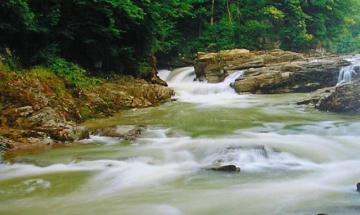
[158,67,251,106]
[337,55,360,85]
[2,67,360,215]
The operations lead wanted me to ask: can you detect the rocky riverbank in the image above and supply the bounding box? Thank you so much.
[0,68,174,152]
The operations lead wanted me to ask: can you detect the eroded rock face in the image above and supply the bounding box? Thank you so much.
[195,49,350,94]
[0,71,173,151]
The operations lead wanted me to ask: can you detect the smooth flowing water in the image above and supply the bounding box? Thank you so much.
[1,67,360,215]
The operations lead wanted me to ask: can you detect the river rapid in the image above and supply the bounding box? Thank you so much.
[1,67,360,215]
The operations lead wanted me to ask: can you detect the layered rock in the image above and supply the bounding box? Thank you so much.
[300,80,360,113]
[195,49,350,94]
[0,70,174,151]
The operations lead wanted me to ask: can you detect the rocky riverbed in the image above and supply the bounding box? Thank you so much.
[195,49,360,113]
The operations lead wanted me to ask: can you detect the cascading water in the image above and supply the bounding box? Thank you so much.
[337,55,360,85]
[158,67,249,106]
[2,68,360,215]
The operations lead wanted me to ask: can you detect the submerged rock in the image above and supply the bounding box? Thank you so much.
[356,183,360,192]
[208,165,241,172]
[92,125,146,141]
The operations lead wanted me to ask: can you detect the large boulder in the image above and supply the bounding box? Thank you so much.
[298,74,360,113]
[234,57,349,93]
[195,49,350,94]
[195,49,305,83]
[316,80,360,112]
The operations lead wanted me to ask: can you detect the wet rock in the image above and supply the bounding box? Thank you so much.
[92,125,146,141]
[354,66,360,73]
[233,57,348,94]
[356,183,360,192]
[209,165,241,172]
[297,87,335,106]
[195,48,350,93]
[195,49,305,83]
[315,79,360,113]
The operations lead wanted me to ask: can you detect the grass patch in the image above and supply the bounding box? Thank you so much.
[79,106,92,119]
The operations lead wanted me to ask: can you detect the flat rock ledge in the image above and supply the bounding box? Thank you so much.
[195,49,349,94]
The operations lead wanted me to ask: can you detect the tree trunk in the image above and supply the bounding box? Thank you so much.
[149,55,168,86]
[227,0,232,23]
[210,0,215,25]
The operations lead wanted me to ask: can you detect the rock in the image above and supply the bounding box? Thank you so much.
[0,69,174,151]
[195,49,305,83]
[356,183,360,192]
[315,80,360,113]
[317,213,329,215]
[195,48,350,93]
[233,57,349,94]
[354,66,360,73]
[92,125,146,141]
[297,87,335,105]
[0,136,14,152]
[209,165,241,172]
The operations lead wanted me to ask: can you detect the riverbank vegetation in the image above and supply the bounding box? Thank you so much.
[1,0,360,77]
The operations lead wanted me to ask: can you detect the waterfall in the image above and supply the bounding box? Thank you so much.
[158,67,246,106]
[337,55,360,85]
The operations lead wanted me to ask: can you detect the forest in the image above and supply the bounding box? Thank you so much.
[1,0,360,76]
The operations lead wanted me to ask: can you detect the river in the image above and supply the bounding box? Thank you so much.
[1,67,360,215]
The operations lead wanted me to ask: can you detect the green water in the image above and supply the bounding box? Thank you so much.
[1,93,360,215]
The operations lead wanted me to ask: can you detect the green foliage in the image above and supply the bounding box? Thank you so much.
[0,0,360,77]
[48,57,99,87]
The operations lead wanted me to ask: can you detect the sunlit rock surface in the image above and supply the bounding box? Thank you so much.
[195,49,349,93]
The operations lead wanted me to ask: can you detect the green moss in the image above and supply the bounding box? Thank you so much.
[79,106,93,120]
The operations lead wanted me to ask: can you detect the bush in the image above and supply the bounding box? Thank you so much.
[47,57,99,87]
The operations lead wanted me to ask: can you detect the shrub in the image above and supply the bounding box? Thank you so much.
[47,57,99,87]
